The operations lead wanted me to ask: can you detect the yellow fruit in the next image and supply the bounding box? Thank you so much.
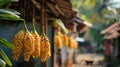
[11,30,24,61]
[31,31,40,58]
[40,35,51,62]
[63,34,68,46]
[68,37,78,49]
[53,35,57,46]
[72,39,78,49]
[54,35,62,49]
[53,31,63,49]
[23,31,35,61]
[68,37,72,48]
[58,31,63,42]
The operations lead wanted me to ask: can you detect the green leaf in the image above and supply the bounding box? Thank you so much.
[0,9,20,18]
[0,14,21,21]
[0,0,12,8]
[0,49,12,66]
[0,38,14,49]
[56,19,68,34]
[85,0,92,6]
[4,9,20,15]
[0,58,6,67]
[0,9,22,21]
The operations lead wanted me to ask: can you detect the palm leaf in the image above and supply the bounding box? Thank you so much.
[0,9,22,21]
[56,19,68,34]
[0,0,12,8]
[0,58,6,67]
[0,38,14,49]
[0,49,12,66]
[4,9,20,15]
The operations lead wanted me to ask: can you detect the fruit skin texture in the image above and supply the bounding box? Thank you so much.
[11,30,24,61]
[40,35,51,62]
[31,31,40,58]
[23,31,35,61]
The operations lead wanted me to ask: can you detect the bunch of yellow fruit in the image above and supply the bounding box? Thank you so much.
[54,31,63,49]
[40,35,51,62]
[11,22,51,62]
[54,30,78,49]
[68,37,78,49]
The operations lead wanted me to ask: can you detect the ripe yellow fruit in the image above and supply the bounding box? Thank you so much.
[53,31,63,49]
[54,35,62,49]
[63,34,68,46]
[23,31,35,61]
[68,37,73,48]
[31,31,40,58]
[72,39,78,49]
[68,37,78,49]
[58,31,63,42]
[40,35,51,62]
[53,35,57,46]
[11,30,24,61]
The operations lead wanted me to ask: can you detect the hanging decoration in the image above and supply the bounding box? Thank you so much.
[39,0,51,62]
[31,5,40,59]
[54,29,63,49]
[68,35,78,49]
[11,21,35,61]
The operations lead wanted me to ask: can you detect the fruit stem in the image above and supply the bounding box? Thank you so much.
[32,18,36,33]
[23,20,28,32]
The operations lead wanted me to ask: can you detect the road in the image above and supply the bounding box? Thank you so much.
[72,53,103,67]
[72,64,102,67]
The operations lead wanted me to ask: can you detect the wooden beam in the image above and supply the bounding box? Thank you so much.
[56,0,72,7]
[47,2,60,16]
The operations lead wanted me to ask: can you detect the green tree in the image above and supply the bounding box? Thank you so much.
[70,0,120,49]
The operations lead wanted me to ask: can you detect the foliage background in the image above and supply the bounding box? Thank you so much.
[70,0,120,50]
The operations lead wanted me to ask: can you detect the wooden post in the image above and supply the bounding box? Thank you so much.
[51,28,55,67]
[18,0,25,18]
[41,0,47,33]
[40,0,47,67]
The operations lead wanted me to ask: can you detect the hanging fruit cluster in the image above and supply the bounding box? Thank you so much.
[40,34,51,62]
[53,26,78,49]
[12,30,24,61]
[62,33,69,47]
[31,31,40,59]
[23,30,35,61]
[11,20,51,62]
[52,19,78,49]
[11,23,35,61]
[68,36,78,49]
[54,30,63,49]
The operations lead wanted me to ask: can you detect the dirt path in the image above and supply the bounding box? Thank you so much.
[72,53,103,67]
